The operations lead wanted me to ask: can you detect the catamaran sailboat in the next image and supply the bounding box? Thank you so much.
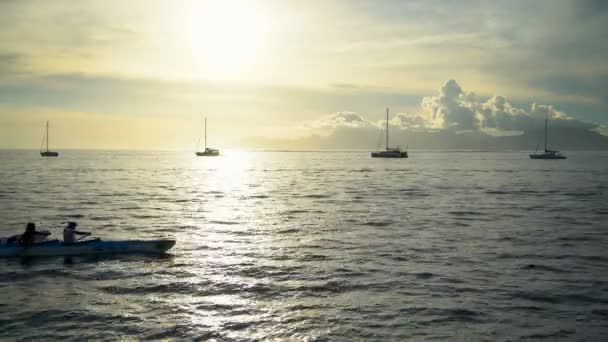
[196,117,220,156]
[371,108,408,158]
[40,120,59,157]
[530,115,566,160]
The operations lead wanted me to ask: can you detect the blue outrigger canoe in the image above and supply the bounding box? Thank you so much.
[0,238,175,257]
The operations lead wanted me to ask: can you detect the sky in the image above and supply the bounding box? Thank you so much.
[0,0,607,149]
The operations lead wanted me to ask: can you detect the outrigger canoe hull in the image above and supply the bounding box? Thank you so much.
[0,239,175,257]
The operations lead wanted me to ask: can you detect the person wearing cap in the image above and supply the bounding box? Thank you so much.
[63,222,91,244]
[18,222,51,247]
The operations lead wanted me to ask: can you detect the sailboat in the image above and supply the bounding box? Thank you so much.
[371,108,408,158]
[40,121,59,157]
[529,114,566,159]
[195,117,220,156]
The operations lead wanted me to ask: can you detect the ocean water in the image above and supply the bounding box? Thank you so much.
[0,150,607,341]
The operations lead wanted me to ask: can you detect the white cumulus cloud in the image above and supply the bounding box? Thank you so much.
[419,79,597,134]
[309,79,600,136]
[312,111,369,129]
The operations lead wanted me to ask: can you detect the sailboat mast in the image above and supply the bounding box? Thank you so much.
[204,117,207,150]
[46,120,49,152]
[386,108,389,150]
[544,115,548,152]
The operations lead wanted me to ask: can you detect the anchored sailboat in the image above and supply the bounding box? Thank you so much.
[530,114,566,160]
[371,108,408,158]
[196,117,220,156]
[40,121,59,157]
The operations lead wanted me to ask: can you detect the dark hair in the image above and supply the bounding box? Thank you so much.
[26,222,36,232]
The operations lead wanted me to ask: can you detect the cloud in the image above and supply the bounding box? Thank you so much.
[390,113,429,130]
[418,79,599,134]
[594,123,608,136]
[478,95,531,131]
[310,79,601,137]
[311,111,369,129]
[420,79,478,130]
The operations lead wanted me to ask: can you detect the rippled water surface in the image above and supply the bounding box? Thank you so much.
[1,150,607,340]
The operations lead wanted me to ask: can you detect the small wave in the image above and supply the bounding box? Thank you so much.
[299,194,332,199]
[292,280,360,294]
[99,192,129,197]
[282,210,310,214]
[510,291,607,305]
[414,272,434,279]
[398,188,429,197]
[276,228,299,234]
[510,305,545,312]
[520,264,565,273]
[449,211,485,216]
[592,309,608,317]
[222,321,256,331]
[413,308,482,324]
[494,253,530,260]
[129,214,161,219]
[297,254,329,262]
[560,254,608,262]
[89,216,114,221]
[441,308,480,319]
[144,325,221,340]
[485,189,560,196]
[563,191,599,197]
[195,303,234,311]
[557,235,593,242]
[209,220,240,225]
[511,291,560,303]
[100,282,201,296]
[14,308,141,326]
[485,190,509,195]
[334,267,366,277]
[0,269,71,283]
[360,221,393,227]
[497,236,515,241]
[521,329,574,339]
[245,195,269,199]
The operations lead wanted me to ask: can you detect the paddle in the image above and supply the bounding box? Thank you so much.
[74,233,100,244]
[76,234,91,241]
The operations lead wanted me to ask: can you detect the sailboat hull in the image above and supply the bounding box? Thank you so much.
[40,151,59,157]
[195,151,219,156]
[529,154,566,159]
[371,151,408,158]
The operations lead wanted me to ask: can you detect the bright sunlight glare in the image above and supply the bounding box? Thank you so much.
[189,1,269,79]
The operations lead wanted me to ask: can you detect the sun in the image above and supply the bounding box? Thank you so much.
[189,0,268,79]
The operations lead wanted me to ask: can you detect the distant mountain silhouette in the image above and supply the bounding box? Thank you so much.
[244,127,608,150]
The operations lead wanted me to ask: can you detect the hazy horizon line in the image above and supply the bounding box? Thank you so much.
[2,148,607,153]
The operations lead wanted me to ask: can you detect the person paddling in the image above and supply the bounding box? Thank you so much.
[63,222,91,244]
[18,222,51,247]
